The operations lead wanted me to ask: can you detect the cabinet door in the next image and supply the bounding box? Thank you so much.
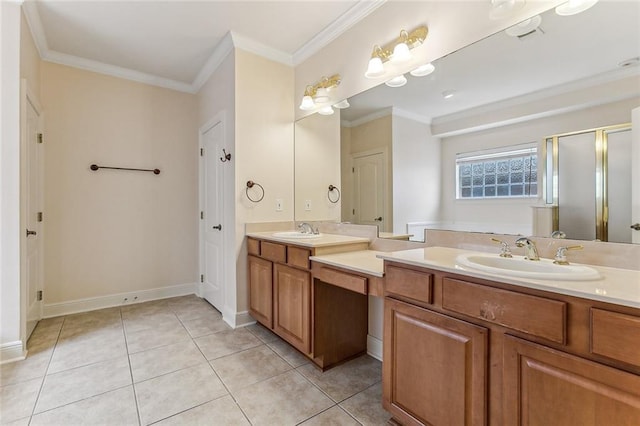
[503,335,640,426]
[274,264,311,354]
[248,255,273,328]
[383,298,488,426]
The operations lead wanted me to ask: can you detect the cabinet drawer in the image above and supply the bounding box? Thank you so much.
[314,265,367,295]
[261,241,286,263]
[288,246,311,269]
[247,238,260,256]
[591,308,640,368]
[385,265,433,305]
[442,278,566,344]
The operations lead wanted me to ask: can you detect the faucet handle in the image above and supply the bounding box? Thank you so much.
[553,245,583,265]
[491,238,513,258]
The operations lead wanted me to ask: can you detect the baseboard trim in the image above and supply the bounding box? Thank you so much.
[222,308,255,329]
[367,334,383,361]
[42,282,198,318]
[0,341,26,364]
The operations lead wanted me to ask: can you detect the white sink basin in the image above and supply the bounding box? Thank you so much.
[272,231,322,239]
[456,253,600,281]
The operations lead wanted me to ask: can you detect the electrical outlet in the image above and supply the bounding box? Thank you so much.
[305,200,312,211]
[276,199,283,211]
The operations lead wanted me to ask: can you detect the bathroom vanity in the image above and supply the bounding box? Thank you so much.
[378,247,640,426]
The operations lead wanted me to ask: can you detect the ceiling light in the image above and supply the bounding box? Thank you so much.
[555,0,598,16]
[318,106,335,115]
[489,0,525,20]
[410,63,435,77]
[364,26,428,80]
[505,15,542,37]
[442,90,456,99]
[333,99,350,109]
[385,75,408,88]
[298,74,341,111]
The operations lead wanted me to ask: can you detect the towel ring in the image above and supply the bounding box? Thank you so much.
[327,185,341,203]
[246,180,265,203]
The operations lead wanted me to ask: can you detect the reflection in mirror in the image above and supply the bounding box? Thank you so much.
[294,1,640,243]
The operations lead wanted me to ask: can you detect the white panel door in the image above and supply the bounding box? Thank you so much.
[352,152,385,230]
[201,121,224,312]
[23,88,43,338]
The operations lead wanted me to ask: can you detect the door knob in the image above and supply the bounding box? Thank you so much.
[631,223,640,231]
[374,217,383,221]
[26,229,37,237]
[213,224,222,230]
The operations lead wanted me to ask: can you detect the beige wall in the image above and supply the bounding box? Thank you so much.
[20,10,40,96]
[234,49,295,314]
[440,97,640,234]
[41,62,198,305]
[294,112,341,222]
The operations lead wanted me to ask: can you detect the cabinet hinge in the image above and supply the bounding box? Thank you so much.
[200,274,204,283]
[37,290,43,301]
[37,212,43,222]
[200,211,204,220]
[37,133,43,144]
[200,148,204,157]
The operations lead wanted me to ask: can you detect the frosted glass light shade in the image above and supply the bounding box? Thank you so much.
[314,87,329,103]
[555,0,598,16]
[385,74,407,88]
[333,99,350,109]
[299,95,315,110]
[365,57,385,78]
[410,63,435,77]
[505,15,542,37]
[390,42,411,63]
[318,106,334,115]
[489,0,525,20]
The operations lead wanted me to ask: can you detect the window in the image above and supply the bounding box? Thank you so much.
[456,145,537,199]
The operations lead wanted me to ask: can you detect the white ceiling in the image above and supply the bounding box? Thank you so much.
[24,0,385,92]
[341,0,640,124]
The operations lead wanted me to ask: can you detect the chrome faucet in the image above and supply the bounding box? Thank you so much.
[515,237,540,261]
[297,222,318,234]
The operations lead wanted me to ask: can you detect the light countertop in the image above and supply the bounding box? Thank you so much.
[378,247,640,309]
[378,232,413,241]
[310,250,385,277]
[246,231,370,248]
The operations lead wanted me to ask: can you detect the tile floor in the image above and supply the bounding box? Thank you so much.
[0,295,391,425]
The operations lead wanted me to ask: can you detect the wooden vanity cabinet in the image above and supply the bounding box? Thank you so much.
[382,261,640,426]
[248,255,273,328]
[384,298,488,426]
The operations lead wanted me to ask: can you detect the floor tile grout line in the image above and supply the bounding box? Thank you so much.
[28,315,66,422]
[202,361,254,425]
[120,307,143,426]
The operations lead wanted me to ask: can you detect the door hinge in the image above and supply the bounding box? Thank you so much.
[200,148,204,157]
[37,133,43,144]
[37,290,43,301]
[37,212,43,222]
[352,167,355,173]
[200,211,204,220]
[200,274,204,283]
[352,209,355,215]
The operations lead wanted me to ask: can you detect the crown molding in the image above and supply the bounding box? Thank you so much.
[191,32,236,92]
[391,107,431,125]
[44,50,194,93]
[292,0,387,66]
[231,31,293,66]
[342,107,392,128]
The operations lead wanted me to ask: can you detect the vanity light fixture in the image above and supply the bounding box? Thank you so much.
[410,62,435,77]
[364,26,430,81]
[333,99,350,109]
[318,106,335,116]
[555,0,598,16]
[299,74,342,111]
[385,74,408,88]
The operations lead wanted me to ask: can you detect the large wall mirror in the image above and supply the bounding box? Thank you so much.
[294,1,640,243]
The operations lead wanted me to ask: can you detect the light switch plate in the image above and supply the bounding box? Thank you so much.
[276,199,283,211]
[305,200,312,211]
